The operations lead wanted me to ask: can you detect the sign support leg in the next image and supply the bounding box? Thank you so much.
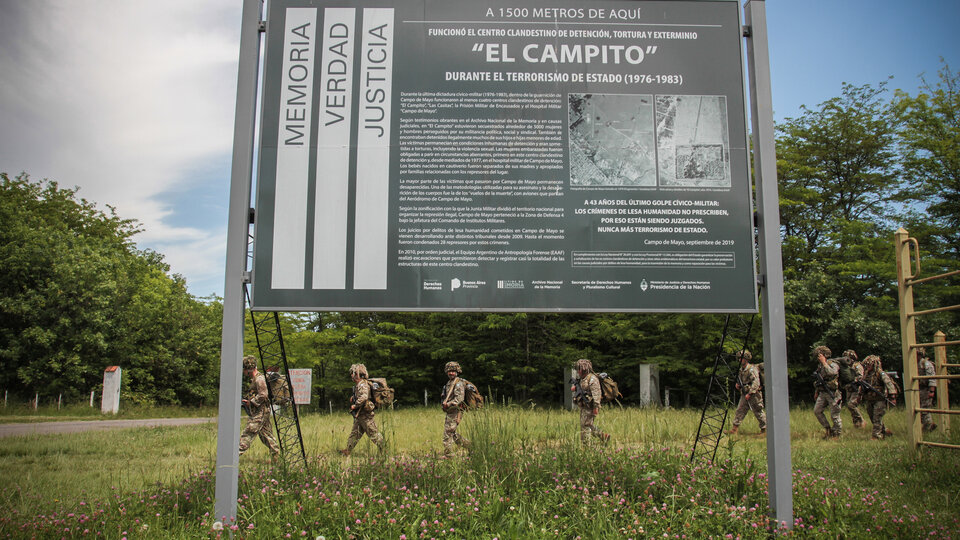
[745,0,793,529]
[214,0,263,525]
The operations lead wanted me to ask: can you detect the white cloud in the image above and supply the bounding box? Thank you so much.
[0,0,241,296]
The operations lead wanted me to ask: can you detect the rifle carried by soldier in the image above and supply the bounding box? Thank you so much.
[569,376,587,406]
[811,370,836,401]
[855,378,896,407]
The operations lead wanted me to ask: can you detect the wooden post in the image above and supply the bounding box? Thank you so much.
[90,391,95,407]
[424,388,428,407]
[34,393,38,410]
[58,394,62,410]
[895,228,922,451]
[934,331,951,434]
[328,400,333,415]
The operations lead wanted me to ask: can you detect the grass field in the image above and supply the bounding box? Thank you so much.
[1,405,958,538]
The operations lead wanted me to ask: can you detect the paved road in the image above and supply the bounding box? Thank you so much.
[0,417,216,438]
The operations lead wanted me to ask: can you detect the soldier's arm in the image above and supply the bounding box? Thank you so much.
[823,362,839,377]
[747,367,761,394]
[249,376,269,408]
[449,381,465,406]
[589,375,602,410]
[354,382,370,407]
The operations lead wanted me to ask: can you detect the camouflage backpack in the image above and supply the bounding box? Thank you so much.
[835,356,856,386]
[597,372,623,404]
[368,377,395,408]
[264,371,292,405]
[461,379,484,409]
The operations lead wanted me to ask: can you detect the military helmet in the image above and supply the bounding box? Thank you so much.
[863,355,882,371]
[842,349,858,362]
[736,349,752,362]
[242,355,257,370]
[444,361,462,374]
[812,345,832,360]
[349,363,368,379]
[575,358,593,373]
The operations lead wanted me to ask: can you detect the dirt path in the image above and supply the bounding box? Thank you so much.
[0,417,216,438]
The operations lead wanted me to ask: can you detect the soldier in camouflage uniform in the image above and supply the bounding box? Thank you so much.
[861,355,897,440]
[727,350,766,434]
[917,348,938,432]
[812,345,843,439]
[341,363,385,456]
[571,358,610,445]
[440,361,471,456]
[841,350,866,428]
[239,355,280,459]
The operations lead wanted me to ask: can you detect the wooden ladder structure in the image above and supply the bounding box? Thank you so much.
[895,228,959,451]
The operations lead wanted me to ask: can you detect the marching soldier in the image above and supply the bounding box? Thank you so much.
[727,350,766,434]
[571,358,610,445]
[861,355,897,440]
[440,362,470,456]
[341,363,385,456]
[812,345,843,439]
[440,361,470,456]
[917,348,938,432]
[841,350,866,428]
[239,355,280,460]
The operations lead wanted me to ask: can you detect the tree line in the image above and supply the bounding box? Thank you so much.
[2,64,957,407]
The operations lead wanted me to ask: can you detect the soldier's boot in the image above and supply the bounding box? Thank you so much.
[759,427,766,434]
[339,449,351,457]
[884,427,893,436]
[871,434,881,440]
[854,421,865,429]
[726,425,739,435]
[821,428,833,440]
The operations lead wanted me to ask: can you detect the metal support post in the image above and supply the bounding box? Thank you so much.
[745,0,792,529]
[214,0,263,525]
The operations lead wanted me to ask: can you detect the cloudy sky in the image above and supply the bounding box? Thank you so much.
[1,0,958,299]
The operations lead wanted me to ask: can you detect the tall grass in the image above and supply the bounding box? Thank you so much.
[1,404,958,538]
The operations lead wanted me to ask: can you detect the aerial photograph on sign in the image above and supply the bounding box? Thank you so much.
[568,93,658,188]
[655,95,732,188]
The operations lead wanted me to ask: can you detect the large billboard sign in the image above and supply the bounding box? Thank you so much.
[251,0,758,312]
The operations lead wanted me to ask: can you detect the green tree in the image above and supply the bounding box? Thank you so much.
[0,173,222,405]
[776,81,902,266]
[895,62,960,255]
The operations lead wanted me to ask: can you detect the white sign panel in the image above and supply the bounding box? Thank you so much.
[288,368,313,404]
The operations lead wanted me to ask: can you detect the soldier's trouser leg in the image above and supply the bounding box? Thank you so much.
[346,415,364,451]
[346,412,384,451]
[258,414,280,456]
[867,401,887,439]
[750,392,767,430]
[845,386,864,426]
[814,392,842,434]
[919,391,934,428]
[443,409,467,453]
[239,410,269,455]
[732,395,750,427]
[361,412,384,449]
[579,407,605,443]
